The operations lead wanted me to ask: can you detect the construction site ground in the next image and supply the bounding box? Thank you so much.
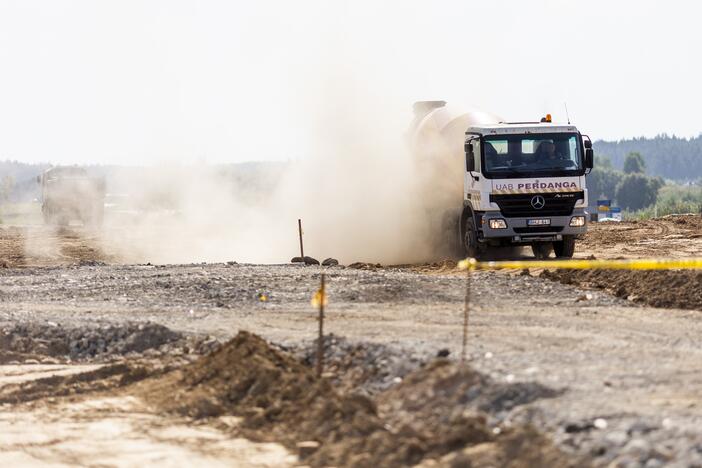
[0,215,701,466]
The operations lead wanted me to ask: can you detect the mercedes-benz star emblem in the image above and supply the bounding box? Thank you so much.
[531,195,546,210]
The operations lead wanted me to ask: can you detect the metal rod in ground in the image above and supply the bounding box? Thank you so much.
[316,273,325,378]
[298,219,305,259]
[461,266,471,364]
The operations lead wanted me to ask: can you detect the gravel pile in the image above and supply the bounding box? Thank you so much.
[555,416,702,467]
[0,322,219,361]
[295,334,426,394]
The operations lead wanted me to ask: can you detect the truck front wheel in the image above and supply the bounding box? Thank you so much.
[464,218,484,259]
[553,236,576,258]
[531,242,552,259]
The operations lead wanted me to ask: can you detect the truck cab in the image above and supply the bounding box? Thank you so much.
[463,120,594,258]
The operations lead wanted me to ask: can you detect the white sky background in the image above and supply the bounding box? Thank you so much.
[0,0,700,165]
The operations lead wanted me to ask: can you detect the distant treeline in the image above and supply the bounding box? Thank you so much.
[594,134,702,181]
[0,160,49,184]
[0,161,49,202]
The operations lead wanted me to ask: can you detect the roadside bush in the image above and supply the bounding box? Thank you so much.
[627,183,702,219]
[615,173,663,211]
[623,152,646,174]
[587,166,622,200]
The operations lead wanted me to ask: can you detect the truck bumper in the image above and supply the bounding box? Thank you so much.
[479,208,588,243]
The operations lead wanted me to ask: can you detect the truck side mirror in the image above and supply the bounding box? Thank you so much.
[36,175,41,184]
[585,148,594,169]
[465,142,475,172]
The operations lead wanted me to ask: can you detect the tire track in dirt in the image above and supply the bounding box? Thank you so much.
[0,226,115,267]
[579,215,702,260]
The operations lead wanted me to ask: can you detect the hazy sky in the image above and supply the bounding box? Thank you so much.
[0,0,700,165]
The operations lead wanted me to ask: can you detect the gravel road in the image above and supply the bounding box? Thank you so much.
[2,262,702,465]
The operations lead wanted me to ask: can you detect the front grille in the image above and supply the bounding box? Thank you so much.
[513,226,564,234]
[490,192,583,218]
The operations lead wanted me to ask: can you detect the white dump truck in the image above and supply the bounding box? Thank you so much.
[37,167,106,226]
[410,101,593,259]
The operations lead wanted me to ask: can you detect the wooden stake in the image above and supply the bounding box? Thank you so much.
[316,273,325,378]
[298,219,305,259]
[462,267,470,365]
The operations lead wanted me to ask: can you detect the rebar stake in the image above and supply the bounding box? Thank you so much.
[461,265,471,365]
[316,273,325,378]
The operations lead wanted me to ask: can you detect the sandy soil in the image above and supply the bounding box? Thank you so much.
[3,214,700,267]
[0,226,115,268]
[576,214,702,260]
[0,217,701,466]
[0,394,293,467]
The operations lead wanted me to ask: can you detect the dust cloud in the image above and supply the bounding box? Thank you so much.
[23,98,501,265]
[93,100,500,265]
[100,109,435,265]
[23,68,500,266]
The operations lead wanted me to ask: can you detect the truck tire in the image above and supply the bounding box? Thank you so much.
[441,212,462,258]
[531,242,552,259]
[464,218,484,259]
[553,236,576,258]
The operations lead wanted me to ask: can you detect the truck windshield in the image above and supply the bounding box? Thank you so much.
[482,133,583,178]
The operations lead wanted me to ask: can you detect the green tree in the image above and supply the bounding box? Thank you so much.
[587,167,622,200]
[587,156,621,200]
[615,173,662,210]
[596,154,614,170]
[592,135,702,181]
[623,152,646,174]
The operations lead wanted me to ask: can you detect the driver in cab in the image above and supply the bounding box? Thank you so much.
[536,141,564,162]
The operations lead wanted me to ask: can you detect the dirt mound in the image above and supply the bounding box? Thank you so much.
[298,334,426,395]
[375,360,572,467]
[542,269,702,310]
[582,215,702,260]
[144,332,377,449]
[143,331,575,467]
[348,261,384,270]
[0,322,188,361]
[391,259,460,274]
[379,358,561,429]
[354,260,461,274]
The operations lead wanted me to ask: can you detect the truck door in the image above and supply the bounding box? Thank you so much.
[465,137,482,207]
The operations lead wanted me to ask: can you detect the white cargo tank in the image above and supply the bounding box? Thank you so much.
[408,101,502,255]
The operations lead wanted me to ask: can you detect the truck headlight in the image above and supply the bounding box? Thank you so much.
[489,219,507,229]
[570,216,586,227]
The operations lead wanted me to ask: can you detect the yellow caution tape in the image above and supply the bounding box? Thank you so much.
[458,257,702,271]
[311,290,328,307]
